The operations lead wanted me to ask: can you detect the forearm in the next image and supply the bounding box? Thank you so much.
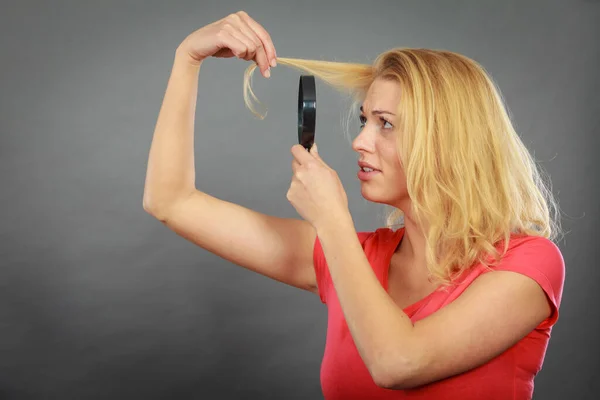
[143,47,202,216]
[316,218,416,384]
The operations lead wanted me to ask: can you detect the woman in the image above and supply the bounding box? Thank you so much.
[143,11,565,400]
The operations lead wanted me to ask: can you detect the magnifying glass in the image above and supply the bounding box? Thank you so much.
[298,75,316,152]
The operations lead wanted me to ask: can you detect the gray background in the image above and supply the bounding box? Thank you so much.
[1,0,598,399]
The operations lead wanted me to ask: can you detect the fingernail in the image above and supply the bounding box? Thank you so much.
[264,68,271,78]
[271,58,277,68]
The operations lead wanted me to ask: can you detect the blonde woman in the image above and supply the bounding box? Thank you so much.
[143,11,565,400]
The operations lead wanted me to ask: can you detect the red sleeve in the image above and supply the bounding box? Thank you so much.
[313,231,374,304]
[493,236,565,330]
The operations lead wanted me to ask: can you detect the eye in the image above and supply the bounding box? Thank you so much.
[359,114,394,132]
[381,118,393,130]
[359,115,367,127]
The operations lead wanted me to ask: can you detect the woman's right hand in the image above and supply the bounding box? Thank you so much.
[177,11,277,78]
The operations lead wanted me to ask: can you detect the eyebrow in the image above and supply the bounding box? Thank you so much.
[359,105,396,116]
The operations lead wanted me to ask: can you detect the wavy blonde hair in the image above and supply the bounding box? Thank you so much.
[242,48,564,286]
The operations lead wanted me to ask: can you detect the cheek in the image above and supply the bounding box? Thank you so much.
[384,148,404,177]
[396,163,406,181]
[387,154,407,190]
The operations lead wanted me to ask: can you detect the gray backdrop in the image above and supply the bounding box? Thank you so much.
[1,0,598,399]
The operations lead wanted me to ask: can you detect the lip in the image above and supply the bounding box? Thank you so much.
[358,161,380,172]
[357,169,380,181]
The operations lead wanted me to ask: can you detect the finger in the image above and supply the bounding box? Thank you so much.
[310,143,322,161]
[309,143,330,169]
[216,29,249,59]
[291,144,313,166]
[233,17,271,76]
[237,11,277,66]
[222,23,256,61]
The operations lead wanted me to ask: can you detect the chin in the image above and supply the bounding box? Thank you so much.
[361,184,406,207]
[360,185,387,204]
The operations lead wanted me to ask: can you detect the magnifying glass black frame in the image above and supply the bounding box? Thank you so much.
[298,75,316,151]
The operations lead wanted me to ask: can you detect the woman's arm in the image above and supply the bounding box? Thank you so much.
[141,15,321,294]
[142,48,200,218]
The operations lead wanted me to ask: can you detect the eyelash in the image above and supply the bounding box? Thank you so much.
[359,115,393,130]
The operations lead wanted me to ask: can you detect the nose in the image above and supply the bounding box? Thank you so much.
[352,126,376,154]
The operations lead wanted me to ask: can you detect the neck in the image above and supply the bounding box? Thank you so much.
[395,203,429,274]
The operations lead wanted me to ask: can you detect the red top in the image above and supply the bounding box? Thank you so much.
[313,227,565,400]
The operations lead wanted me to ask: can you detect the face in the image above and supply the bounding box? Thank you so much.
[352,78,408,209]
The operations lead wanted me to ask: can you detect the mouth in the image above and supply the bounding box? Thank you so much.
[358,168,381,181]
[360,167,379,173]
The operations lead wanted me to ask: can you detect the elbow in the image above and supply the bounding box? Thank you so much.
[371,351,424,390]
[374,374,418,391]
[142,191,182,222]
[372,367,410,391]
[143,196,158,216]
[143,188,195,221]
[373,367,418,391]
[142,196,169,222]
[142,196,153,214]
[142,190,158,213]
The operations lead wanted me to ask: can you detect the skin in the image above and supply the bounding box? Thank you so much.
[351,78,431,290]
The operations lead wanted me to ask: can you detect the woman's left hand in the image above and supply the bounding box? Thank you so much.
[287,143,351,231]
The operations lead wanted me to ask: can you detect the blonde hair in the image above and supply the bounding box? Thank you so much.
[242,48,564,286]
